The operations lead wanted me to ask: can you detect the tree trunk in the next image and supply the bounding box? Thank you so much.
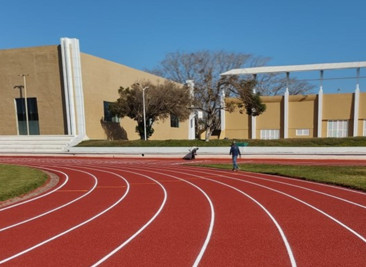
[205,126,213,141]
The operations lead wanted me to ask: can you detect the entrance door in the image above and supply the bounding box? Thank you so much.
[15,98,40,135]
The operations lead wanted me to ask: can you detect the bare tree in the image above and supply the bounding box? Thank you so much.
[149,51,268,140]
[110,80,192,140]
[149,51,315,140]
[253,73,315,95]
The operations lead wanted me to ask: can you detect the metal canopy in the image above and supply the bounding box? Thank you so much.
[221,61,366,76]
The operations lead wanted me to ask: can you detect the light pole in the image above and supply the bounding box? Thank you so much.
[142,86,149,140]
[18,74,30,135]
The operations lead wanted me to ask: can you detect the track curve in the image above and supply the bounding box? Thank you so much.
[0,156,365,266]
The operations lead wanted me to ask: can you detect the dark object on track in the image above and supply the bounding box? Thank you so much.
[183,147,199,160]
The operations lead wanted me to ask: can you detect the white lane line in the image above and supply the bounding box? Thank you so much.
[209,166,366,196]
[0,167,98,232]
[91,168,167,267]
[244,173,366,209]
[125,167,215,267]
[154,167,296,267]
[0,167,129,265]
[184,166,366,209]
[0,167,69,212]
[249,170,366,196]
[188,168,366,244]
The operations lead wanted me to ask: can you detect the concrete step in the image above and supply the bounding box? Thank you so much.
[0,135,75,153]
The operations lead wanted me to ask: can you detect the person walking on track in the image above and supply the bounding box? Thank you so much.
[229,141,241,171]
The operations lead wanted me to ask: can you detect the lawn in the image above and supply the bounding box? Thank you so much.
[1,161,365,203]
[197,163,366,192]
[0,164,48,202]
[77,136,366,147]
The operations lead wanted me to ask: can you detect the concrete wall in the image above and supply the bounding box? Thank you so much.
[0,45,66,135]
[224,91,365,140]
[288,94,317,138]
[358,92,366,136]
[224,99,250,139]
[80,53,189,140]
[256,96,282,138]
[149,119,189,140]
[0,45,190,140]
[322,93,354,136]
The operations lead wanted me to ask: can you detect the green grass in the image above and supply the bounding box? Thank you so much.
[0,164,48,202]
[1,161,365,203]
[197,163,366,192]
[77,136,366,147]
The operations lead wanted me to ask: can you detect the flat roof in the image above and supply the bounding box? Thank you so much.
[221,61,366,76]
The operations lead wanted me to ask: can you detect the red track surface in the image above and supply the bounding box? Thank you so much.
[0,156,365,266]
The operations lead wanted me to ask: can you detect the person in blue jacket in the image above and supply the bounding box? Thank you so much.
[229,141,241,171]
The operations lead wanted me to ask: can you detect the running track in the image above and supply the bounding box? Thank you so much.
[0,156,366,266]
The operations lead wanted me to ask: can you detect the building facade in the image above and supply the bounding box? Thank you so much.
[221,61,366,140]
[1,38,365,144]
[223,91,366,140]
[0,38,194,143]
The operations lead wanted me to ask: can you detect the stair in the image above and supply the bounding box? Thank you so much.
[0,135,76,154]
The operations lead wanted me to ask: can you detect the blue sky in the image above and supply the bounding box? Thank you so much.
[1,0,365,93]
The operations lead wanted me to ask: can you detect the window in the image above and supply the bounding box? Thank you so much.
[103,101,119,123]
[260,129,280,140]
[327,120,348,137]
[363,120,366,136]
[196,110,203,119]
[170,114,179,128]
[296,129,310,136]
[15,97,39,135]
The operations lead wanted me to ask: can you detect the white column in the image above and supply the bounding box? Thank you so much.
[60,38,75,135]
[186,80,195,140]
[317,70,324,137]
[353,68,361,136]
[71,38,87,138]
[220,88,225,132]
[284,88,289,139]
[60,38,87,139]
[284,72,289,138]
[251,74,257,139]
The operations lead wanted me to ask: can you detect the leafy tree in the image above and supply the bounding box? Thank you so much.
[110,80,192,140]
[222,76,266,116]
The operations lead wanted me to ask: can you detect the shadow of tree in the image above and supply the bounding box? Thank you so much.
[100,118,128,140]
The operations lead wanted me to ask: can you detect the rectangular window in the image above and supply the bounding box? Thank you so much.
[103,101,119,123]
[363,120,366,136]
[260,129,280,140]
[15,97,40,135]
[327,120,348,137]
[197,110,203,119]
[170,114,179,128]
[296,129,310,136]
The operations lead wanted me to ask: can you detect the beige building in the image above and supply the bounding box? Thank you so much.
[224,92,366,140]
[1,38,365,147]
[0,38,193,144]
[221,62,366,140]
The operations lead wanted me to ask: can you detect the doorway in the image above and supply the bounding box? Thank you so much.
[15,97,40,135]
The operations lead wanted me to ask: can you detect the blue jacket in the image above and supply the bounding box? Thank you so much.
[230,145,241,157]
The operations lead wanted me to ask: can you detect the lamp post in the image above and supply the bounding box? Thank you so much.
[17,74,29,135]
[142,86,149,140]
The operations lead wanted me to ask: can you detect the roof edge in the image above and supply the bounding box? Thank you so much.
[221,61,366,76]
